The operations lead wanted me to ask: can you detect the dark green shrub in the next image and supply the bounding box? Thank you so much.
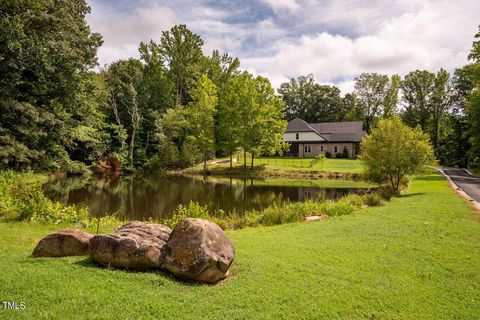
[325,151,332,158]
[362,193,384,206]
[342,146,349,158]
[376,187,397,200]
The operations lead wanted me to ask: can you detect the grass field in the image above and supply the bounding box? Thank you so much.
[187,157,365,176]
[253,157,363,173]
[1,174,479,319]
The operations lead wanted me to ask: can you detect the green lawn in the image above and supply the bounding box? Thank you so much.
[252,157,364,173]
[200,157,364,175]
[1,174,480,319]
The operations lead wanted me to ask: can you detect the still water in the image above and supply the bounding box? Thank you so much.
[43,174,373,220]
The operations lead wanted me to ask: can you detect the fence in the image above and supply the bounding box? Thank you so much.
[236,153,319,169]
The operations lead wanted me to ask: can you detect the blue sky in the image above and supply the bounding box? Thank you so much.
[86,0,480,93]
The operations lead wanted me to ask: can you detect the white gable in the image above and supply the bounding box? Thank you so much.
[283,131,326,142]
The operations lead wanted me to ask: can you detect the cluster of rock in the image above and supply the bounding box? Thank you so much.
[32,218,235,284]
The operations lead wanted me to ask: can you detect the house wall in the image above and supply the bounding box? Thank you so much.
[298,143,358,158]
[283,132,325,142]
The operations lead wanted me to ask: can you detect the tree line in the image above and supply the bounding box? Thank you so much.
[279,33,480,168]
[0,1,286,173]
[0,0,478,173]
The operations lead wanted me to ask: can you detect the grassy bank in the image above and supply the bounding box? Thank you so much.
[183,157,364,178]
[1,174,479,319]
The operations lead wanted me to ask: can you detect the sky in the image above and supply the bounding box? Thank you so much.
[86,0,480,94]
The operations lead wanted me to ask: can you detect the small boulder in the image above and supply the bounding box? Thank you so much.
[163,218,235,283]
[89,221,171,270]
[32,229,92,257]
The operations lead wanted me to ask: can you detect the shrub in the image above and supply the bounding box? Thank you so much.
[376,186,397,200]
[258,203,305,225]
[320,200,354,216]
[361,117,436,191]
[164,201,212,229]
[362,193,384,206]
[325,151,332,158]
[342,146,349,158]
[341,194,365,209]
[0,171,88,225]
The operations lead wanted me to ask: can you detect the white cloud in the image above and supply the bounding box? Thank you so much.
[261,0,300,13]
[85,0,479,96]
[87,4,177,66]
[242,0,479,94]
[203,35,242,55]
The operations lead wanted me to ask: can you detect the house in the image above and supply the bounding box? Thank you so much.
[283,118,366,158]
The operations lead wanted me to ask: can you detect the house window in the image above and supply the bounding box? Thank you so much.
[320,146,324,152]
[296,133,299,140]
[334,146,338,153]
[304,145,311,154]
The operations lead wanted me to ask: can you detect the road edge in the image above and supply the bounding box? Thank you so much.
[438,168,480,213]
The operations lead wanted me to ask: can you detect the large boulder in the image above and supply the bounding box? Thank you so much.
[89,221,171,270]
[163,218,235,283]
[32,229,92,257]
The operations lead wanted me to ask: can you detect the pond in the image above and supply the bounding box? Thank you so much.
[43,174,375,220]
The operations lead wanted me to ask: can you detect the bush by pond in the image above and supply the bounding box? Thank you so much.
[1,171,90,225]
[162,191,386,230]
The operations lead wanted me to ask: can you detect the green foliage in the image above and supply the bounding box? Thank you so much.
[162,191,385,231]
[221,73,287,169]
[0,0,103,171]
[278,74,346,122]
[353,73,399,133]
[361,117,436,191]
[160,24,205,105]
[163,201,212,229]
[335,147,349,159]
[186,75,218,171]
[342,146,349,158]
[0,171,88,224]
[362,193,384,206]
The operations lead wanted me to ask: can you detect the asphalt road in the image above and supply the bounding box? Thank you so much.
[442,167,480,202]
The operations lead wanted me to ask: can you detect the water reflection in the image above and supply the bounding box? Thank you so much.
[43,174,373,220]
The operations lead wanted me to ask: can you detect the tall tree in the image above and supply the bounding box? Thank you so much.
[430,69,452,156]
[465,26,480,167]
[400,70,435,131]
[278,75,344,123]
[353,73,392,133]
[204,50,240,92]
[105,59,144,168]
[383,75,401,118]
[0,0,103,171]
[401,69,453,160]
[217,81,242,169]
[249,76,287,169]
[138,40,174,158]
[186,75,218,173]
[160,25,204,106]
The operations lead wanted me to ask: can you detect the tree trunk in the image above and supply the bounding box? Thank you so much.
[229,152,233,172]
[144,131,150,154]
[243,150,247,172]
[176,78,181,105]
[251,152,254,170]
[203,152,207,175]
[389,174,395,191]
[128,126,136,168]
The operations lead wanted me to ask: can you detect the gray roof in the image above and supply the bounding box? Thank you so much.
[286,118,366,142]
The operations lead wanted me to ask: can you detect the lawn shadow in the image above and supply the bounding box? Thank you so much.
[398,192,424,198]
[73,257,209,287]
[414,175,445,181]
